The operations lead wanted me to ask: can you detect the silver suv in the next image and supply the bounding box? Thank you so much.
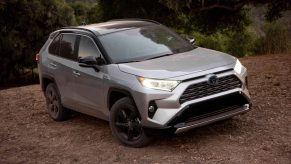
[37,19,251,147]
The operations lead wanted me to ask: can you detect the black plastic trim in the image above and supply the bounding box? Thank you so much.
[107,88,135,110]
[40,74,56,91]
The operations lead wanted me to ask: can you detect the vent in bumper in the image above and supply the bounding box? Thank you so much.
[180,75,242,104]
[169,92,249,126]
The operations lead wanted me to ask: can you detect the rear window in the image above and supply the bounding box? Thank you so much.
[60,34,78,61]
[48,34,61,56]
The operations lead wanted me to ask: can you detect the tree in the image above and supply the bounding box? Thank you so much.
[265,0,291,22]
[97,0,290,33]
[69,1,90,25]
[0,0,76,83]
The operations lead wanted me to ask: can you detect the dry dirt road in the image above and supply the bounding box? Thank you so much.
[0,54,290,164]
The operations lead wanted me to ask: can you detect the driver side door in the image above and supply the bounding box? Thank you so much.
[72,34,107,119]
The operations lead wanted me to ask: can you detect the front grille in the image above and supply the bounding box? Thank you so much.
[169,92,249,126]
[180,75,242,104]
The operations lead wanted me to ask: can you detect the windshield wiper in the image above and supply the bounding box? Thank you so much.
[145,53,174,60]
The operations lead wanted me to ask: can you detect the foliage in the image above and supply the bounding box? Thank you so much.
[176,27,256,57]
[225,29,255,57]
[253,22,291,54]
[194,32,227,52]
[69,1,90,24]
[68,1,103,24]
[0,0,76,83]
[96,0,252,34]
[265,0,291,22]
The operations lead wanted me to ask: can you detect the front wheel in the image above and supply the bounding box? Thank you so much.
[109,97,152,147]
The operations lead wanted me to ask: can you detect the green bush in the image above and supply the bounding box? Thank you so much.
[253,22,290,54]
[183,29,255,58]
[225,29,255,57]
[195,32,227,52]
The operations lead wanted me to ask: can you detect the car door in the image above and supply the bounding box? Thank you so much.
[47,33,78,109]
[71,34,107,118]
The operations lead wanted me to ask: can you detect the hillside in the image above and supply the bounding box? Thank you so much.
[0,54,290,163]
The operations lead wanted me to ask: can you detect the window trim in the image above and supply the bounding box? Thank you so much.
[48,31,108,64]
[77,34,103,60]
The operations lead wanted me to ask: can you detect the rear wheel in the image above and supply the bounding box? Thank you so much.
[45,83,69,121]
[109,97,152,147]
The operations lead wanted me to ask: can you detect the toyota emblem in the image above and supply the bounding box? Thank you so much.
[207,74,219,85]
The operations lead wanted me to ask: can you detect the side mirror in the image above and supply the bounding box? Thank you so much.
[96,57,106,66]
[79,56,97,65]
[186,35,196,44]
[78,56,103,72]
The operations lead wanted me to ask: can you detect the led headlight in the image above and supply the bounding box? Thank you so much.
[234,59,243,74]
[137,77,180,92]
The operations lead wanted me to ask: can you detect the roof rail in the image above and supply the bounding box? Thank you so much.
[60,26,100,35]
[107,18,161,25]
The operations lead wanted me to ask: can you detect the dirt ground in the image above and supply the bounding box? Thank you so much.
[0,54,290,164]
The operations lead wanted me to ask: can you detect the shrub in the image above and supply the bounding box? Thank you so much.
[225,29,256,57]
[187,30,255,58]
[195,32,227,52]
[253,22,290,54]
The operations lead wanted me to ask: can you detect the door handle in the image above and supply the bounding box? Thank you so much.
[49,62,57,68]
[73,70,80,76]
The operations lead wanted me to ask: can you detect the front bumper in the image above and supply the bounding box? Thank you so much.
[174,103,251,133]
[131,65,251,131]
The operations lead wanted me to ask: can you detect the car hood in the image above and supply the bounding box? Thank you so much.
[118,47,236,79]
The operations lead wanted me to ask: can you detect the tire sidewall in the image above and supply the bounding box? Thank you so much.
[109,97,151,147]
[45,83,67,121]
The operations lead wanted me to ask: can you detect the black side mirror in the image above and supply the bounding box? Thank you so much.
[96,57,106,66]
[78,56,101,72]
[186,35,196,44]
[79,56,98,65]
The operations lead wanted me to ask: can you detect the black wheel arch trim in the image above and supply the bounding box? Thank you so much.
[40,73,56,91]
[107,87,137,110]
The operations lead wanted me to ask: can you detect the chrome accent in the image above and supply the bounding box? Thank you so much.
[175,104,250,133]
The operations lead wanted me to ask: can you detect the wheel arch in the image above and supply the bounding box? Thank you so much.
[107,88,136,111]
[41,74,56,92]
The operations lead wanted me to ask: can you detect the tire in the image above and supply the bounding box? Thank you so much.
[45,83,69,121]
[109,97,152,148]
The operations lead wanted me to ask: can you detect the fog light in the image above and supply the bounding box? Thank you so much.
[148,106,155,113]
[148,101,158,118]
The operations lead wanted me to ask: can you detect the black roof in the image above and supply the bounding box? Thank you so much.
[63,19,160,36]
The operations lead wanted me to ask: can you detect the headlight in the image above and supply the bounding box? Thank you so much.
[234,59,243,74]
[137,77,180,92]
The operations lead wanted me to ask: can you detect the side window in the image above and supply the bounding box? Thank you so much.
[60,34,78,61]
[48,34,61,56]
[78,36,101,58]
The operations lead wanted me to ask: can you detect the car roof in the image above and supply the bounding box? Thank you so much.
[62,19,160,36]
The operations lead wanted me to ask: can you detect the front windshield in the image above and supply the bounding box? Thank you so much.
[98,25,195,63]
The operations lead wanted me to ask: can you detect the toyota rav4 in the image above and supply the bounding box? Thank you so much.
[37,19,251,147]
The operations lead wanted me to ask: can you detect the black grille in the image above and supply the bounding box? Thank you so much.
[169,92,249,126]
[180,75,242,104]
